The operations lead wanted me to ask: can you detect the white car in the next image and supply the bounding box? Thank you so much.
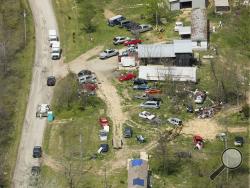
[139,111,156,120]
[174,21,183,32]
[113,36,130,45]
[99,130,108,141]
[167,117,182,126]
[99,49,119,59]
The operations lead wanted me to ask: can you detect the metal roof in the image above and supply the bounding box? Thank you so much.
[128,159,148,188]
[191,8,207,41]
[138,66,197,82]
[138,44,175,58]
[174,40,193,53]
[178,26,191,35]
[214,0,229,6]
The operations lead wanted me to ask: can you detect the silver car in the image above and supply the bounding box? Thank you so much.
[167,118,182,126]
[131,24,152,33]
[140,101,160,109]
[99,49,119,59]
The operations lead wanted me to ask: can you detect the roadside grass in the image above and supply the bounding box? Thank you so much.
[217,112,249,127]
[6,0,35,185]
[40,165,127,188]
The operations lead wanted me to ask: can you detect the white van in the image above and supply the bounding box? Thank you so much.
[107,15,125,26]
[48,29,58,46]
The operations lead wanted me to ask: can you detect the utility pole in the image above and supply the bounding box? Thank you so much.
[23,9,27,46]
[72,0,79,34]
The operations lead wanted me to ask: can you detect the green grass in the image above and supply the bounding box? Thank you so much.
[4,0,35,186]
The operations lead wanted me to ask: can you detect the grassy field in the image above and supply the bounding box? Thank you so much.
[0,0,35,186]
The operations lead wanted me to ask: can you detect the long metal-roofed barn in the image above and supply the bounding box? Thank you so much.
[138,40,195,66]
[191,8,208,50]
[128,159,148,188]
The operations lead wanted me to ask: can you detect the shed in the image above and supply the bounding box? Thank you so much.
[178,26,191,38]
[128,159,148,188]
[169,0,207,10]
[214,0,230,13]
[191,8,208,50]
[138,66,197,82]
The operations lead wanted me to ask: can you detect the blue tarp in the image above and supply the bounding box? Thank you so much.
[131,159,143,167]
[133,178,144,186]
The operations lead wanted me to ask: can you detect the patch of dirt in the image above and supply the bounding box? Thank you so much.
[104,9,115,19]
[228,127,248,133]
[43,154,64,172]
[182,118,222,140]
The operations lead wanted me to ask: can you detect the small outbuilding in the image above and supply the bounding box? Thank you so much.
[169,0,207,11]
[128,159,148,188]
[214,0,230,13]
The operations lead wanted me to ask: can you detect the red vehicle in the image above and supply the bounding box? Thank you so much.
[99,117,109,127]
[193,135,204,150]
[119,73,136,81]
[124,39,142,46]
[145,88,161,95]
[81,83,97,91]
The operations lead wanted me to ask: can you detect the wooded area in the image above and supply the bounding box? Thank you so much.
[0,0,33,186]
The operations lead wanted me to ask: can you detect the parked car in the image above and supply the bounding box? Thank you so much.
[99,117,109,127]
[139,111,156,120]
[100,144,109,153]
[133,84,149,90]
[167,118,182,126]
[47,76,56,86]
[131,24,152,33]
[99,130,108,141]
[124,39,142,46]
[234,136,244,147]
[119,73,136,81]
[113,36,130,45]
[136,135,145,143]
[194,89,206,104]
[186,104,194,113]
[124,127,132,138]
[127,44,138,52]
[133,78,147,85]
[77,69,92,78]
[134,93,162,102]
[140,101,160,109]
[107,15,125,26]
[118,20,132,28]
[33,146,42,158]
[125,22,140,31]
[145,88,161,95]
[174,21,183,32]
[31,166,41,176]
[99,49,119,59]
[78,74,96,84]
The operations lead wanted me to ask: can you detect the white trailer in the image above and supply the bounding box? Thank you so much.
[51,41,61,60]
[120,56,136,67]
[48,29,58,47]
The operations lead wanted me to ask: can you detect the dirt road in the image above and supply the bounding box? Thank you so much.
[12,0,59,187]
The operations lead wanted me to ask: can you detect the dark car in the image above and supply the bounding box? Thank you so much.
[118,20,132,28]
[133,84,149,90]
[186,104,194,113]
[100,144,109,152]
[31,166,41,176]
[133,78,148,85]
[126,22,140,31]
[77,69,92,78]
[47,76,56,86]
[124,127,132,138]
[33,146,42,158]
[234,136,244,147]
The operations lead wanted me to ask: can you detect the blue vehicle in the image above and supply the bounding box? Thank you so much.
[133,84,149,90]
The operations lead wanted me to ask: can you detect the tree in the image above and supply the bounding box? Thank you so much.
[145,0,173,25]
[78,0,96,33]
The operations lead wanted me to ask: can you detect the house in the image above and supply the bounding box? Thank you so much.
[138,65,197,82]
[128,159,148,188]
[191,8,208,50]
[214,0,230,13]
[169,0,207,11]
[178,26,191,39]
[138,40,195,66]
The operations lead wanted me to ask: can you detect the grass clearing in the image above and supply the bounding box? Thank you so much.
[2,0,35,185]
